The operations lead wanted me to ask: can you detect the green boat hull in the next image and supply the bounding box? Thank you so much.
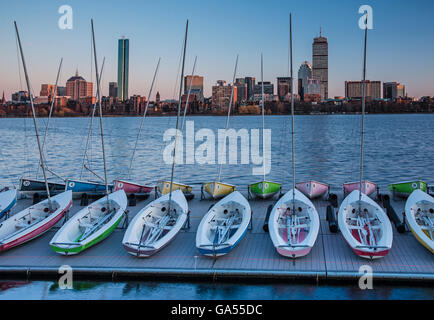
[249,181,281,199]
[388,181,427,197]
[50,214,124,254]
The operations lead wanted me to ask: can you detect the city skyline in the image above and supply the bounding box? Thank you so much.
[1,0,434,101]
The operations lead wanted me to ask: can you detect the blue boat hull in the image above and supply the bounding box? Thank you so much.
[197,225,248,257]
[65,180,113,195]
[0,197,17,219]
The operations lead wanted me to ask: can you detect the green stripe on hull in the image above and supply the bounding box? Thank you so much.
[388,181,427,195]
[50,214,124,254]
[249,181,281,197]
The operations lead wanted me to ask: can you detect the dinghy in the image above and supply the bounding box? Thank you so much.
[269,189,320,258]
[202,56,239,200]
[19,178,65,197]
[0,187,17,219]
[296,180,329,199]
[405,189,434,253]
[339,20,393,260]
[388,180,427,198]
[196,191,251,257]
[0,190,72,252]
[65,179,113,198]
[203,182,236,200]
[249,55,281,199]
[113,180,152,196]
[249,181,281,200]
[157,180,193,196]
[338,190,392,259]
[268,15,320,259]
[343,180,376,197]
[50,189,127,255]
[122,189,188,257]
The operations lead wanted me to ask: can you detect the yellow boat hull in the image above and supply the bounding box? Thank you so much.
[158,181,193,195]
[203,181,236,199]
[409,224,434,254]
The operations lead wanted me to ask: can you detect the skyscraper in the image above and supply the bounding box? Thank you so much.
[383,82,405,99]
[345,81,381,100]
[312,29,328,101]
[109,82,118,98]
[117,37,129,101]
[277,77,292,102]
[184,75,204,100]
[244,77,256,101]
[66,70,93,101]
[297,61,313,100]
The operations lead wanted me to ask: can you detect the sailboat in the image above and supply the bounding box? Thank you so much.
[50,19,127,255]
[338,20,393,260]
[388,180,427,198]
[405,189,433,253]
[268,14,320,258]
[19,58,67,198]
[122,20,190,257]
[296,180,329,199]
[249,55,281,199]
[65,58,113,198]
[113,58,161,197]
[342,180,376,197]
[202,56,238,200]
[0,22,73,253]
[196,191,251,257]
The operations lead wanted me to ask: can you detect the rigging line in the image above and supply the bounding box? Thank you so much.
[15,32,23,91]
[168,19,189,213]
[36,58,63,180]
[80,57,105,180]
[172,37,185,101]
[127,57,161,179]
[216,54,239,183]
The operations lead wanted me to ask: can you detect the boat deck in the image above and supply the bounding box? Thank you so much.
[0,190,432,282]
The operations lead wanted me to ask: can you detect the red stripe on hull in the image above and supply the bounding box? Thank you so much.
[0,201,72,252]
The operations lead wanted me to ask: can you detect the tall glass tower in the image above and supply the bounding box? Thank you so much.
[117,37,129,101]
[312,29,328,101]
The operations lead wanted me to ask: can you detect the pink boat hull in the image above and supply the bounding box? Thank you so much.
[276,247,312,258]
[343,181,376,196]
[296,181,329,199]
[113,180,153,195]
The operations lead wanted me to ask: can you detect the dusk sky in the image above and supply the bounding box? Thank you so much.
[1,0,433,100]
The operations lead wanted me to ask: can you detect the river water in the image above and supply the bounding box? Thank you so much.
[0,114,433,190]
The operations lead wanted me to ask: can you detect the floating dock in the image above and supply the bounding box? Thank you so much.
[0,190,432,282]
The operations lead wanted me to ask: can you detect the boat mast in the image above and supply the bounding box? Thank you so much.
[36,57,63,180]
[168,19,188,208]
[180,55,197,131]
[14,21,52,206]
[359,19,368,208]
[91,19,110,206]
[289,14,295,211]
[261,54,265,184]
[127,57,161,179]
[217,54,239,182]
[80,57,105,180]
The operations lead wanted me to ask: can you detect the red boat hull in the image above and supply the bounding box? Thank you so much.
[113,180,153,195]
[0,201,72,252]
